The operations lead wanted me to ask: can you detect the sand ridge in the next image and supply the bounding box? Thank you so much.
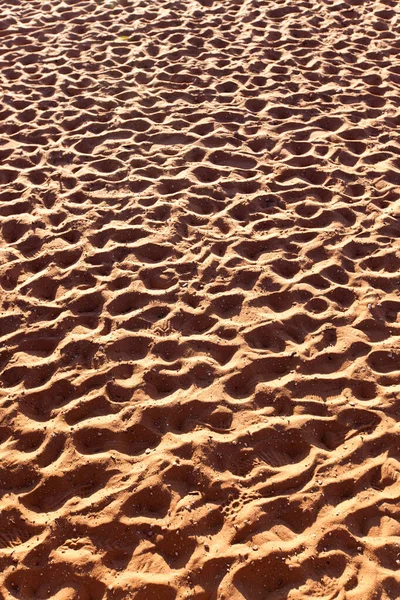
[0,0,400,598]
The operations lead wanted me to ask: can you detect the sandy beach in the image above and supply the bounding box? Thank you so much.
[1,0,400,598]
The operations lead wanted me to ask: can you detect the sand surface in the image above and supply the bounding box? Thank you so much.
[1,0,400,598]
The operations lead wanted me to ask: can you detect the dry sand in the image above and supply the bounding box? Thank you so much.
[1,0,400,598]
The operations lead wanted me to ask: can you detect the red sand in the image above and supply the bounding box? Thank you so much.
[1,0,400,598]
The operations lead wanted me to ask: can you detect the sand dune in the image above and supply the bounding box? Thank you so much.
[1,0,400,597]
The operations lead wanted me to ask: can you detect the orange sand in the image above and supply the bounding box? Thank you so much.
[1,0,400,598]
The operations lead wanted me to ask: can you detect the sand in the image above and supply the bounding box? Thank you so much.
[0,0,400,598]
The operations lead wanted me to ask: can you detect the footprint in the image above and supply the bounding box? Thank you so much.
[122,483,171,518]
[0,510,41,548]
[231,552,300,597]
[21,463,117,512]
[368,350,400,374]
[132,242,174,263]
[106,335,151,361]
[73,423,160,456]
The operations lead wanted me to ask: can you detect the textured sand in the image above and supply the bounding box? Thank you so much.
[1,0,400,598]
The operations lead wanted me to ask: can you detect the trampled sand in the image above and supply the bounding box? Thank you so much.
[1,0,400,598]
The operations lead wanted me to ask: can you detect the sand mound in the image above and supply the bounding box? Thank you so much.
[1,0,400,598]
